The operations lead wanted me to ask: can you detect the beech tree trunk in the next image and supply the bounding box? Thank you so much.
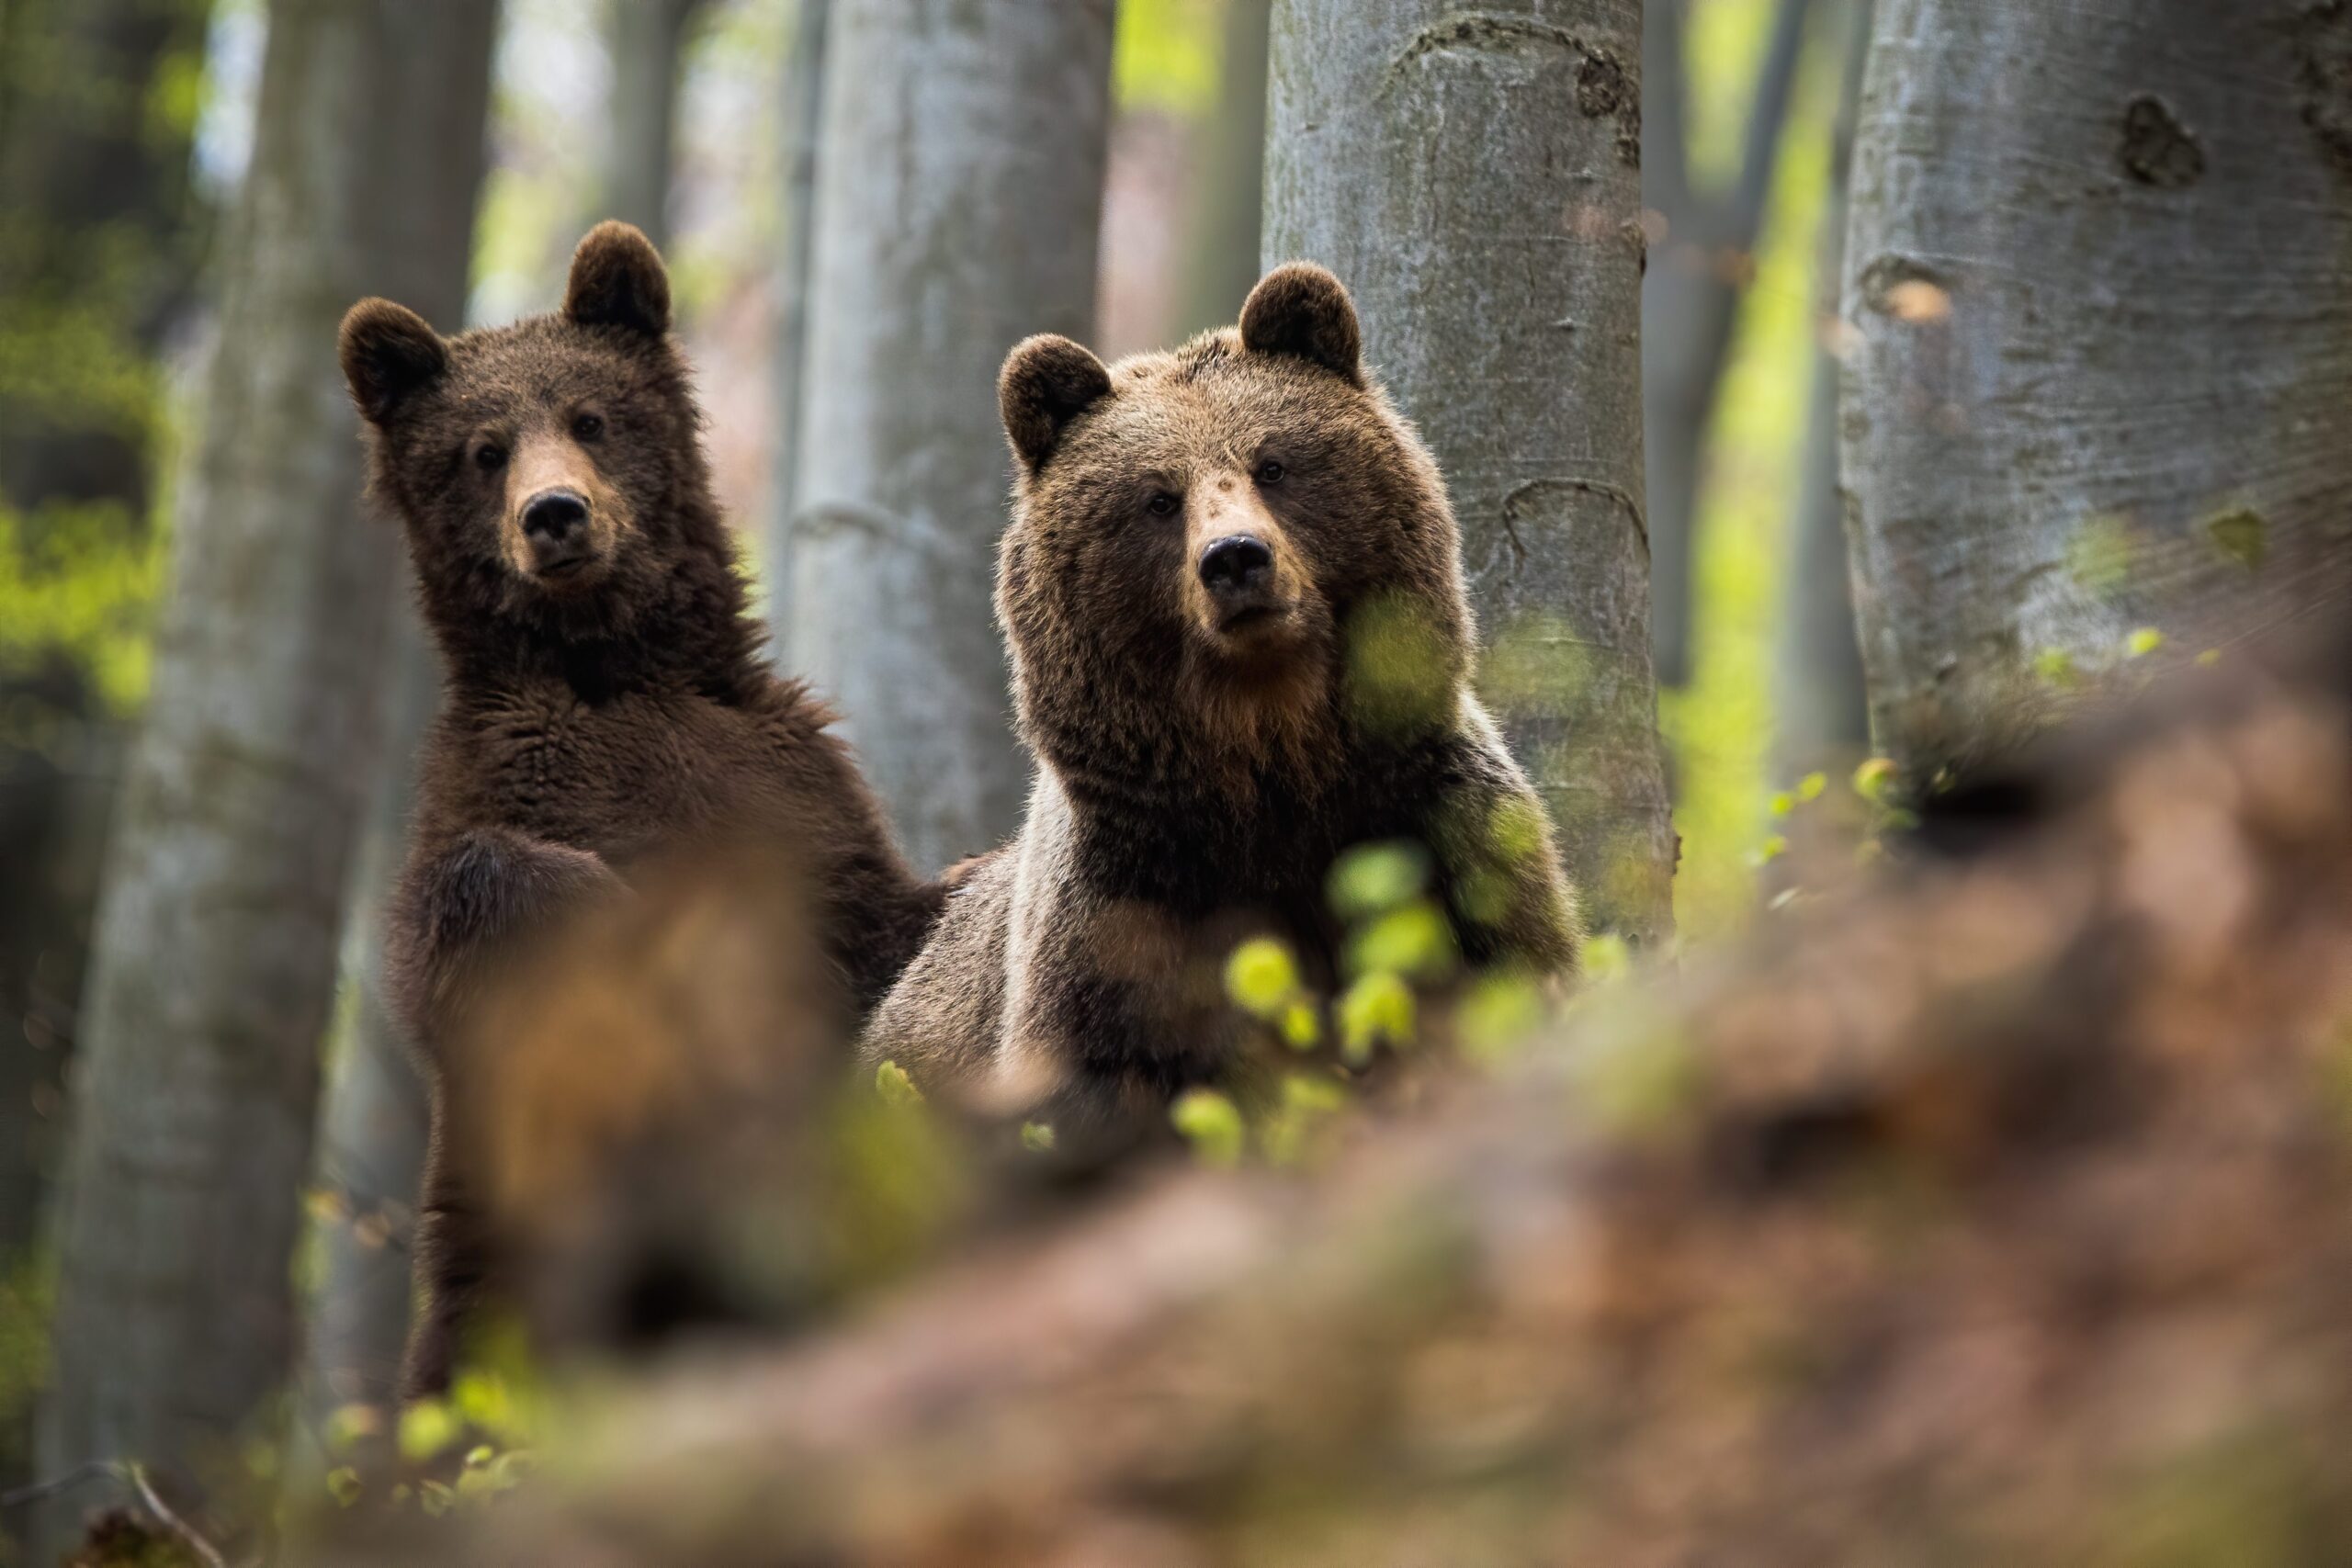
[1172,0,1271,341]
[1642,0,1811,689]
[1840,0,2352,781]
[1772,0,1871,779]
[296,0,498,1459]
[0,0,211,1394]
[1264,0,1675,942]
[601,0,703,252]
[786,0,1114,874]
[764,0,831,644]
[35,1,498,1552]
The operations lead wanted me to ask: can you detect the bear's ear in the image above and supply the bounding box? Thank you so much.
[339,299,447,424]
[1239,262,1363,386]
[999,334,1114,472]
[564,220,672,336]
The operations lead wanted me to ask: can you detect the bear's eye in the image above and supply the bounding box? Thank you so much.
[1254,459,1286,487]
[474,443,507,472]
[571,412,605,441]
[1146,491,1182,517]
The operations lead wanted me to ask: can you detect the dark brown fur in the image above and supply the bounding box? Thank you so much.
[863,265,1578,1147]
[339,222,941,1397]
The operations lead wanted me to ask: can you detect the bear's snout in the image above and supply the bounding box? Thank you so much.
[1199,534,1280,626]
[521,489,594,574]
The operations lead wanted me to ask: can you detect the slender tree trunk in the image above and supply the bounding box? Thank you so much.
[0,0,211,1375]
[1841,0,2352,782]
[1772,0,1870,780]
[35,1,497,1553]
[765,0,831,646]
[601,0,703,253]
[787,0,1114,874]
[296,0,498,1463]
[1264,0,1675,942]
[1172,0,1271,342]
[1641,0,1811,689]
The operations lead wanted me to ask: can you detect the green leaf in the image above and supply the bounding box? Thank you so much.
[1170,1089,1245,1168]
[1796,772,1827,803]
[2204,506,2268,570]
[398,1399,458,1464]
[1326,840,1431,921]
[1347,899,1457,982]
[875,1060,925,1108]
[2124,626,2165,659]
[1280,1000,1321,1051]
[1224,936,1300,1017]
[1338,972,1416,1065]
[1019,1121,1057,1154]
[326,1466,362,1507]
[1852,757,1897,803]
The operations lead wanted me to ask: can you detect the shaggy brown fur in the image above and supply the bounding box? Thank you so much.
[339,222,941,1397]
[863,264,1578,1145]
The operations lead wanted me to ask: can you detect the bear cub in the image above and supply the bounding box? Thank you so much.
[863,263,1579,1144]
[340,222,941,1395]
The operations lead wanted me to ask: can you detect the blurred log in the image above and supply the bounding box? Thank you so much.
[786,0,1114,874]
[1264,0,1675,942]
[325,646,2352,1564]
[1840,0,2352,782]
[35,1,497,1556]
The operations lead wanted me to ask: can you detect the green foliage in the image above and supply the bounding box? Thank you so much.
[1225,935,1302,1019]
[1112,0,1224,116]
[1326,840,1431,924]
[2204,506,2269,571]
[874,1059,923,1108]
[1344,592,1453,739]
[0,1247,53,1484]
[1020,1121,1057,1154]
[1337,971,1415,1066]
[1170,1088,1245,1168]
[1345,899,1456,984]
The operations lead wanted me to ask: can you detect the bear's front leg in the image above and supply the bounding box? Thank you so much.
[389,826,626,1053]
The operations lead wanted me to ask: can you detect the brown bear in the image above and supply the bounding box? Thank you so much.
[338,221,941,1396]
[862,264,1578,1145]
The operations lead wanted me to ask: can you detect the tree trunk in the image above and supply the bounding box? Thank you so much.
[0,0,211,1375]
[786,0,1114,874]
[295,0,498,1464]
[1771,0,1871,780]
[1172,0,1271,342]
[1641,0,1812,690]
[600,0,703,253]
[1264,0,1675,943]
[35,0,497,1552]
[1840,0,2352,782]
[764,0,831,647]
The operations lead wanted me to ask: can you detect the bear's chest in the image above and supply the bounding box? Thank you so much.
[459,685,775,863]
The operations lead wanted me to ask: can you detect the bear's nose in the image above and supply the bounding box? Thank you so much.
[1199,534,1274,598]
[522,489,588,542]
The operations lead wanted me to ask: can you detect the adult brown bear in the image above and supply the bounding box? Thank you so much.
[863,264,1579,1148]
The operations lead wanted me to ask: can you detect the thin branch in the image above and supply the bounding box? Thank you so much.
[125,1461,231,1568]
[0,1460,114,1509]
[1727,0,1817,246]
[1642,0,1692,218]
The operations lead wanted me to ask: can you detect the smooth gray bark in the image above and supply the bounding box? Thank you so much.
[765,0,830,646]
[297,0,497,1459]
[1173,0,1271,341]
[36,1,497,1551]
[1265,0,1675,942]
[601,0,703,252]
[1772,0,1870,778]
[787,0,1114,874]
[1642,0,1811,688]
[1841,0,2352,781]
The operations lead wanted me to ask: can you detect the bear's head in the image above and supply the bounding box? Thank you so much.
[339,222,730,653]
[995,264,1474,784]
